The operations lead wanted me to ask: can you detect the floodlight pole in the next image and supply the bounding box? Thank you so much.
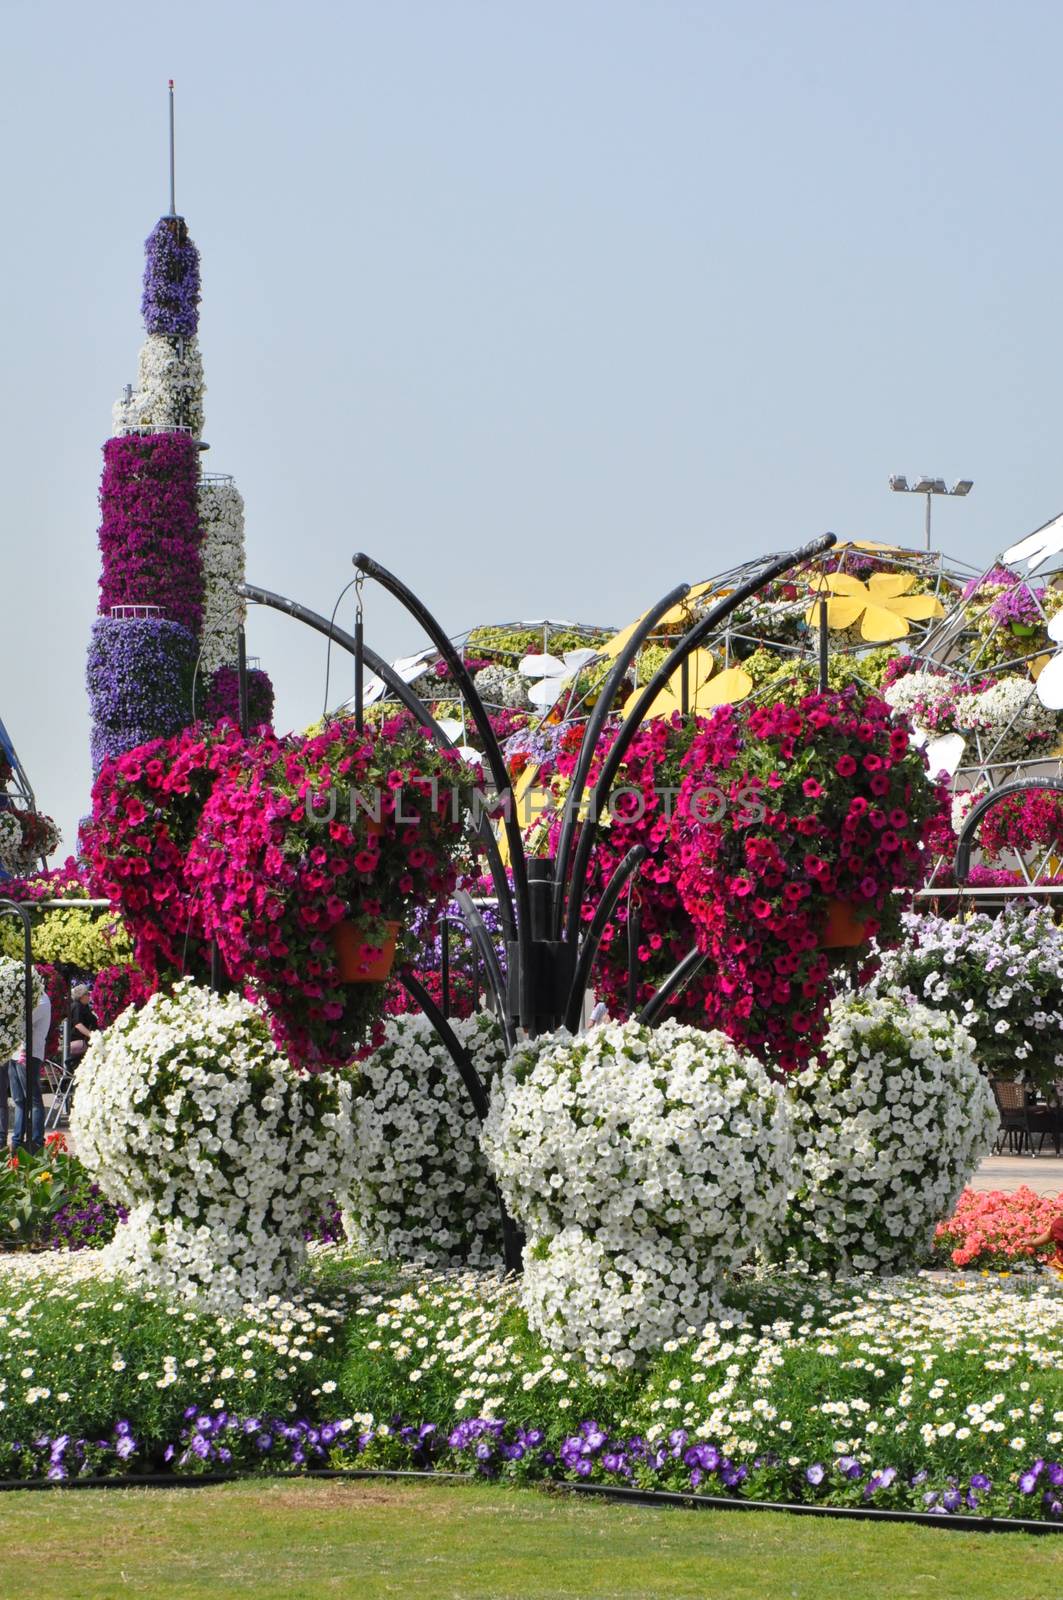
[889,476,973,551]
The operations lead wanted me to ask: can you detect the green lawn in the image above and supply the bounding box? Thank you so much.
[0,1479,1059,1600]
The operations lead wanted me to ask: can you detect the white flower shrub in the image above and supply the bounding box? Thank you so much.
[882,673,950,727]
[776,991,997,1276]
[0,812,60,876]
[197,479,246,677]
[343,1011,506,1265]
[0,957,44,1061]
[72,980,356,1311]
[112,333,205,437]
[961,677,1057,764]
[884,673,1057,765]
[0,814,22,874]
[472,664,530,710]
[482,1018,792,1369]
[874,904,1063,1089]
[950,787,980,836]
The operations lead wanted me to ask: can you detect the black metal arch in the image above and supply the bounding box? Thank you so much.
[0,899,37,1146]
[954,776,1063,885]
[352,534,837,1036]
[239,533,838,1078]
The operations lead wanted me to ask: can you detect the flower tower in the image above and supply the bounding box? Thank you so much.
[87,171,272,774]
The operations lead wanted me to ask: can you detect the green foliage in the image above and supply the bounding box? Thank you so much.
[0,1262,354,1472]
[1,1252,1061,1526]
[0,903,132,973]
[633,641,673,686]
[741,644,899,701]
[0,1148,121,1253]
[0,1147,74,1247]
[465,624,613,661]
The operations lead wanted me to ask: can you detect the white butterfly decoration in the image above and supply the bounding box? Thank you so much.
[434,716,482,766]
[909,724,966,778]
[1002,512,1063,574]
[518,648,601,710]
[1032,609,1063,710]
[358,648,437,708]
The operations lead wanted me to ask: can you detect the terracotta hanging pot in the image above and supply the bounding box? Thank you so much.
[331,919,400,982]
[821,898,869,949]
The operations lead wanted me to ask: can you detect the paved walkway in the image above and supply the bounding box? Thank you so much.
[970,1153,1063,1195]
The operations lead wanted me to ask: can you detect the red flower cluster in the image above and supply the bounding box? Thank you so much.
[935,1187,1063,1271]
[671,687,945,1070]
[549,715,714,1021]
[85,717,474,1068]
[83,723,252,984]
[187,717,474,1068]
[91,962,156,1030]
[35,962,70,1060]
[976,789,1063,862]
[96,433,203,633]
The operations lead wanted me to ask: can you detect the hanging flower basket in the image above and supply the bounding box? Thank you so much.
[189,718,476,1066]
[821,898,869,949]
[332,919,401,982]
[1009,620,1037,638]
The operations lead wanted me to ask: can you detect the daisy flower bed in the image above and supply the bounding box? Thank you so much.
[1,1249,1062,1524]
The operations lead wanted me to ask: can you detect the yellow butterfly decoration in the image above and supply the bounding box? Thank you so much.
[599,581,722,661]
[640,650,753,720]
[805,572,944,643]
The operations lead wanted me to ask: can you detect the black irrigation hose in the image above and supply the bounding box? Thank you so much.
[558,1479,1063,1536]
[0,1465,1059,1535]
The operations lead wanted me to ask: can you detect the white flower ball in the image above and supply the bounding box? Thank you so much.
[343,1010,506,1265]
[472,665,530,710]
[0,957,44,1061]
[72,979,356,1311]
[775,991,997,1275]
[482,1017,792,1367]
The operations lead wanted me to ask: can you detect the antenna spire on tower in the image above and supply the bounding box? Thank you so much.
[168,79,176,216]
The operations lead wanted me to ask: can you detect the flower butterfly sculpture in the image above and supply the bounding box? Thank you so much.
[805,571,944,642]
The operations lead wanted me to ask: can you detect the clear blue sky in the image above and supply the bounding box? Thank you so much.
[3,0,1062,852]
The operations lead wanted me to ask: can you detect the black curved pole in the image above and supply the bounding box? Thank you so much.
[237,581,516,945]
[552,583,690,939]
[451,891,514,1050]
[236,626,250,738]
[396,968,489,1118]
[352,554,532,968]
[638,946,708,1026]
[562,844,648,1032]
[396,967,523,1272]
[564,533,837,940]
[0,900,35,1147]
[954,776,1063,885]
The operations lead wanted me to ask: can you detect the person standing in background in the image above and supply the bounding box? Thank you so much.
[10,987,51,1152]
[67,982,97,1066]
